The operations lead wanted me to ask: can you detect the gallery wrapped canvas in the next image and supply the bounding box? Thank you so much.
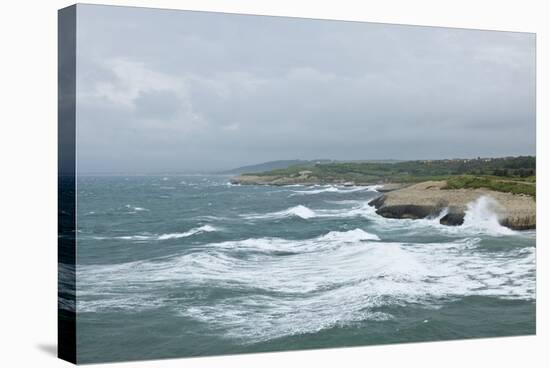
[58,4,536,364]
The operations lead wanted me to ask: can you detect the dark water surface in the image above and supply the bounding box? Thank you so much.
[71,175,535,363]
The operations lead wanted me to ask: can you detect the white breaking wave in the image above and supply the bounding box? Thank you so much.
[112,225,218,241]
[282,205,316,219]
[319,228,380,242]
[242,196,525,239]
[243,202,381,221]
[243,205,317,220]
[290,185,373,196]
[211,229,380,254]
[359,196,523,238]
[158,225,218,240]
[461,196,515,236]
[77,228,535,342]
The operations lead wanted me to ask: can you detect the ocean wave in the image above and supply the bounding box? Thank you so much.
[318,228,380,242]
[98,225,218,242]
[211,229,380,254]
[158,225,218,240]
[243,205,316,220]
[460,196,515,236]
[240,197,527,240]
[76,227,534,342]
[242,202,381,221]
[362,196,522,238]
[290,185,376,196]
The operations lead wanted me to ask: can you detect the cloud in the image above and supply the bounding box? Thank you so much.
[74,5,535,173]
[91,59,182,107]
[79,59,207,134]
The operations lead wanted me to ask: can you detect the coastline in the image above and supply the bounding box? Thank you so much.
[229,174,409,188]
[369,181,535,230]
[230,176,535,230]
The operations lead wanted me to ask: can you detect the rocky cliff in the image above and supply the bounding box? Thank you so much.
[369,181,535,230]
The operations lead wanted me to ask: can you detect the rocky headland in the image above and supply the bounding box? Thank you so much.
[369,181,535,230]
[230,172,321,186]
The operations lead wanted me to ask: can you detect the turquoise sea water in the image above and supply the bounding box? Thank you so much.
[71,175,535,363]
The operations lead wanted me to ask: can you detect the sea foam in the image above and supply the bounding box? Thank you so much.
[76,233,534,342]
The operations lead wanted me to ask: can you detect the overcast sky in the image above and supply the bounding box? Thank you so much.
[75,4,535,173]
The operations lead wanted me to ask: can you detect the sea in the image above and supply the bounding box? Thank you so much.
[70,175,536,363]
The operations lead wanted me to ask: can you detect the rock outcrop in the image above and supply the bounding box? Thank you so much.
[368,181,535,230]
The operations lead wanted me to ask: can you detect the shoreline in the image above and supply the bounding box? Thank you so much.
[230,176,535,230]
[229,174,409,189]
[368,181,535,230]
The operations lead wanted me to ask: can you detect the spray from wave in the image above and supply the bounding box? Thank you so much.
[461,196,515,236]
[362,196,518,238]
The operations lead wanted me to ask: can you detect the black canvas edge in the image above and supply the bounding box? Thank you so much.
[58,4,77,364]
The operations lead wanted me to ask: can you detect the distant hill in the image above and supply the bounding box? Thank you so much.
[219,159,333,175]
[230,156,536,194]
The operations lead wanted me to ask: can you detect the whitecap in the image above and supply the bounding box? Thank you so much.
[157,225,218,240]
[117,235,152,241]
[319,228,380,242]
[290,185,369,196]
[243,205,316,220]
[106,225,218,241]
[76,236,534,342]
[361,196,522,238]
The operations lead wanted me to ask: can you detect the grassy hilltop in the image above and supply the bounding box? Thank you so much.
[233,156,536,197]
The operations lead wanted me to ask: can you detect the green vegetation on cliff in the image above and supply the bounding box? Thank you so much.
[443,175,535,197]
[242,156,536,187]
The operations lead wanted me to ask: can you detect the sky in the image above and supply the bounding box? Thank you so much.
[74,4,536,173]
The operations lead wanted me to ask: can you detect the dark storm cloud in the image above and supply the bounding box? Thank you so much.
[75,5,535,173]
